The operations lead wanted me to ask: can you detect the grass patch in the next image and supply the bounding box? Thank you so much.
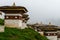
[0,27,48,40]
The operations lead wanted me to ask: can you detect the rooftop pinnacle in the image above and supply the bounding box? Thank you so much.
[12,2,16,6]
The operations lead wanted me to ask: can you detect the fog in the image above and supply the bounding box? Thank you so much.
[0,0,60,26]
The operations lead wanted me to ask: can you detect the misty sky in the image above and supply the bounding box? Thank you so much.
[0,0,60,26]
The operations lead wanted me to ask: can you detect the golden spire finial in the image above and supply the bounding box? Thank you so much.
[12,2,16,6]
[49,22,51,25]
[40,22,43,25]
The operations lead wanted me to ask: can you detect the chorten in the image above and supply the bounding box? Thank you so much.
[0,3,29,29]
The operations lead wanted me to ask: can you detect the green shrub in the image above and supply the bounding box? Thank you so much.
[0,19,4,25]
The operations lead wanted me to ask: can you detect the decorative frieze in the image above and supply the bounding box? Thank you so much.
[44,33,57,36]
[5,16,22,20]
[44,32,57,36]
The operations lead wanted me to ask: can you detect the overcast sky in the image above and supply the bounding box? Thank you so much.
[0,0,60,26]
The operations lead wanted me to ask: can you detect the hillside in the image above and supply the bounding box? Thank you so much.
[0,27,48,40]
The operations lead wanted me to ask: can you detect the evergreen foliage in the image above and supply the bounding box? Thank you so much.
[0,19,4,25]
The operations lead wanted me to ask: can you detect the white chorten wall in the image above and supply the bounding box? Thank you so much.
[5,20,22,28]
[45,32,57,40]
[38,31,44,36]
[4,13,28,29]
[46,36,57,40]
[22,22,27,29]
[58,38,60,40]
[0,26,4,32]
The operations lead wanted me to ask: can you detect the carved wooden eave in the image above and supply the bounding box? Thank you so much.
[0,6,28,13]
[22,14,29,18]
[25,17,29,20]
[22,18,29,23]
